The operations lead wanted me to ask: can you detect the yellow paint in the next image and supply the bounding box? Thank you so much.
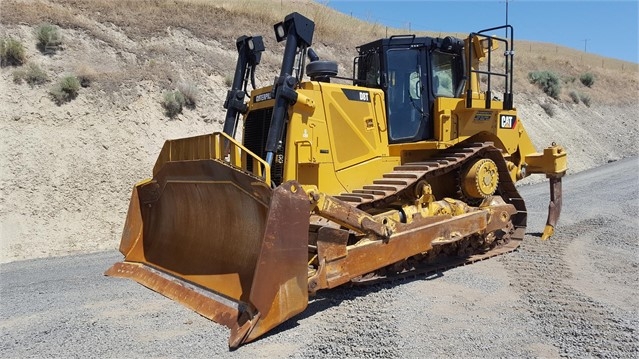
[281,81,400,195]
[241,35,566,195]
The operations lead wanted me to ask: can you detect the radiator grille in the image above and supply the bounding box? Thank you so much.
[243,107,286,185]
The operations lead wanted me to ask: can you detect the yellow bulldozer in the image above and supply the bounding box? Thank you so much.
[106,13,567,349]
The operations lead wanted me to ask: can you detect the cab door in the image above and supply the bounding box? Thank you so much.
[384,47,432,143]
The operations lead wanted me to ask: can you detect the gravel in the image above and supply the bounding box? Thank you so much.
[1,157,637,358]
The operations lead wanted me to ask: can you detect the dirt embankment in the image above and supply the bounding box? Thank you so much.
[0,1,637,263]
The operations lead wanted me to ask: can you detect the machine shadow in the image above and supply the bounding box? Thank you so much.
[253,270,445,342]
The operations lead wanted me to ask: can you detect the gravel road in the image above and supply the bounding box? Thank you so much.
[1,157,637,358]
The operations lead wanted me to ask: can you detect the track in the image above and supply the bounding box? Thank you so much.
[330,141,528,284]
[351,236,522,285]
[334,142,525,220]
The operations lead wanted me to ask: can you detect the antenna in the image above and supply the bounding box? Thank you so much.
[505,0,511,37]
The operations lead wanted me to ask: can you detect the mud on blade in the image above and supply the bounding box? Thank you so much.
[106,155,310,348]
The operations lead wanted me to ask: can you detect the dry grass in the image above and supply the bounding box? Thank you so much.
[1,0,637,105]
[74,64,97,87]
[12,62,49,86]
[514,39,639,105]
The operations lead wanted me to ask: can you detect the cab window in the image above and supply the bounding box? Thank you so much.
[431,51,459,98]
[385,48,423,141]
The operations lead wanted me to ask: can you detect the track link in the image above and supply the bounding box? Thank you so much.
[334,143,486,206]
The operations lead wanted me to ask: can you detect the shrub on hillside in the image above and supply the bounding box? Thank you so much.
[579,72,595,87]
[580,93,591,107]
[162,90,186,117]
[178,81,198,107]
[0,37,26,66]
[528,70,561,99]
[12,70,22,84]
[13,63,49,86]
[35,23,62,53]
[540,102,555,117]
[50,75,80,105]
[75,65,98,87]
[224,74,233,87]
[569,91,580,104]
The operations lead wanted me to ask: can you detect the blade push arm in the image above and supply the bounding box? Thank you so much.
[223,35,265,137]
[264,12,314,166]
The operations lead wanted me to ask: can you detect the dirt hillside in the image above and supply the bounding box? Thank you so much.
[1,0,637,263]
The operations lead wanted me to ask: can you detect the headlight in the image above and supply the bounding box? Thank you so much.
[275,23,286,41]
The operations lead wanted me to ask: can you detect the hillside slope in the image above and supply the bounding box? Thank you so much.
[1,0,637,262]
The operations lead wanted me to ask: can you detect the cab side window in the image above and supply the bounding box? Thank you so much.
[432,51,458,98]
[360,52,381,88]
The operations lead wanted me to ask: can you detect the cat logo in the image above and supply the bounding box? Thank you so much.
[499,114,516,129]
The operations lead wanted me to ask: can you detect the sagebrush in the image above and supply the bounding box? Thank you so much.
[50,75,80,105]
[178,81,198,107]
[36,23,62,53]
[580,93,591,107]
[580,73,595,87]
[539,102,555,117]
[569,91,580,104]
[162,90,186,117]
[528,70,561,99]
[13,63,49,85]
[0,37,26,66]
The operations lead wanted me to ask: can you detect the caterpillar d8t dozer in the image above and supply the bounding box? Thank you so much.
[106,12,567,349]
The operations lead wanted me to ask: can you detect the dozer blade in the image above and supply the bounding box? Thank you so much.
[105,158,310,348]
[541,174,563,240]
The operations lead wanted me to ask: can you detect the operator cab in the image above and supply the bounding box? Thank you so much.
[355,35,465,144]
